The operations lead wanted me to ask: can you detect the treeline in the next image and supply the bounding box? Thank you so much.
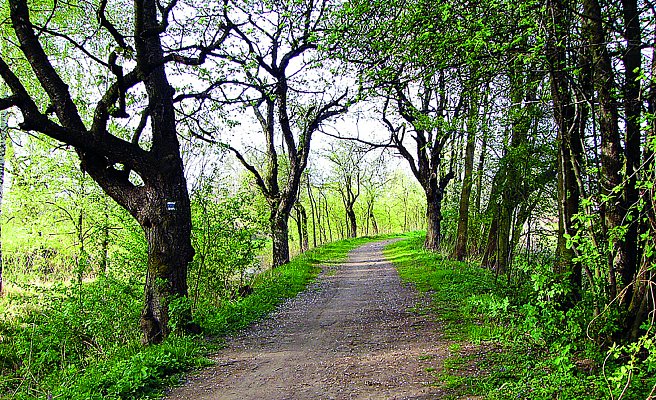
[0,0,655,396]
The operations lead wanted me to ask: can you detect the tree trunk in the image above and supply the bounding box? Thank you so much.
[371,211,379,236]
[455,93,478,261]
[582,0,627,301]
[620,0,641,310]
[474,132,487,216]
[271,213,290,267]
[346,205,357,238]
[547,0,584,306]
[425,189,443,250]
[101,197,110,275]
[627,27,653,339]
[295,202,309,252]
[135,173,196,344]
[307,180,317,247]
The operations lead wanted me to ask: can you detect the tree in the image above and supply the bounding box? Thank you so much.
[544,0,587,306]
[382,78,458,250]
[331,0,514,250]
[0,0,229,343]
[181,0,348,267]
[454,85,485,261]
[325,141,368,238]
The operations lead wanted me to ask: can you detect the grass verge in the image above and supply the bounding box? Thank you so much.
[384,232,655,400]
[0,235,386,400]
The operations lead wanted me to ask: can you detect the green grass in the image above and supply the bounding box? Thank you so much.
[0,235,389,400]
[384,232,499,338]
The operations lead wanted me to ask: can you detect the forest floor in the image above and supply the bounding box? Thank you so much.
[166,239,480,399]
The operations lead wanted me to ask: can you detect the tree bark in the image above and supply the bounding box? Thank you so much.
[345,205,357,238]
[626,17,653,339]
[546,0,584,306]
[582,0,627,301]
[620,0,641,311]
[295,202,309,252]
[306,180,318,247]
[271,213,291,267]
[424,171,453,250]
[425,193,443,250]
[455,93,478,261]
[138,180,195,343]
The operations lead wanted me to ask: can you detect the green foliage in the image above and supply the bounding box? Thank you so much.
[188,187,265,304]
[385,234,656,399]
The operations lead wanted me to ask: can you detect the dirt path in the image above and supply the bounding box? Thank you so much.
[166,239,451,399]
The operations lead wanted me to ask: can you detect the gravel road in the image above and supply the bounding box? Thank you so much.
[166,239,450,399]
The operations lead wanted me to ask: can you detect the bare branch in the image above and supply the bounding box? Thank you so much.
[318,129,395,150]
[9,0,86,131]
[97,0,129,49]
[227,145,270,197]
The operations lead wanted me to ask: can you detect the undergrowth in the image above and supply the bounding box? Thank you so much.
[0,235,378,400]
[385,232,656,400]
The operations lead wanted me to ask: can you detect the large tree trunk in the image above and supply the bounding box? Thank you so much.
[346,204,357,238]
[425,188,443,250]
[271,213,291,268]
[425,202,442,250]
[138,177,195,343]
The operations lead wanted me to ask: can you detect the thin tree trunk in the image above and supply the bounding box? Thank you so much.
[307,180,317,248]
[455,92,478,261]
[474,132,487,215]
[322,193,333,243]
[547,0,584,306]
[101,197,110,275]
[621,0,641,311]
[295,202,309,252]
[346,205,357,238]
[582,0,627,301]
[371,210,379,236]
[627,30,655,339]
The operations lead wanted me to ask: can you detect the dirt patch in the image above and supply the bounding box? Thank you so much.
[166,239,454,399]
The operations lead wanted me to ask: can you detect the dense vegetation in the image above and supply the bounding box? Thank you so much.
[0,0,654,398]
[387,233,656,399]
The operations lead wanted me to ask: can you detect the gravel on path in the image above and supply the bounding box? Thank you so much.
[166,239,452,399]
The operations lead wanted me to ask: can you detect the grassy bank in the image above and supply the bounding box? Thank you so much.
[0,235,381,400]
[384,232,655,400]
